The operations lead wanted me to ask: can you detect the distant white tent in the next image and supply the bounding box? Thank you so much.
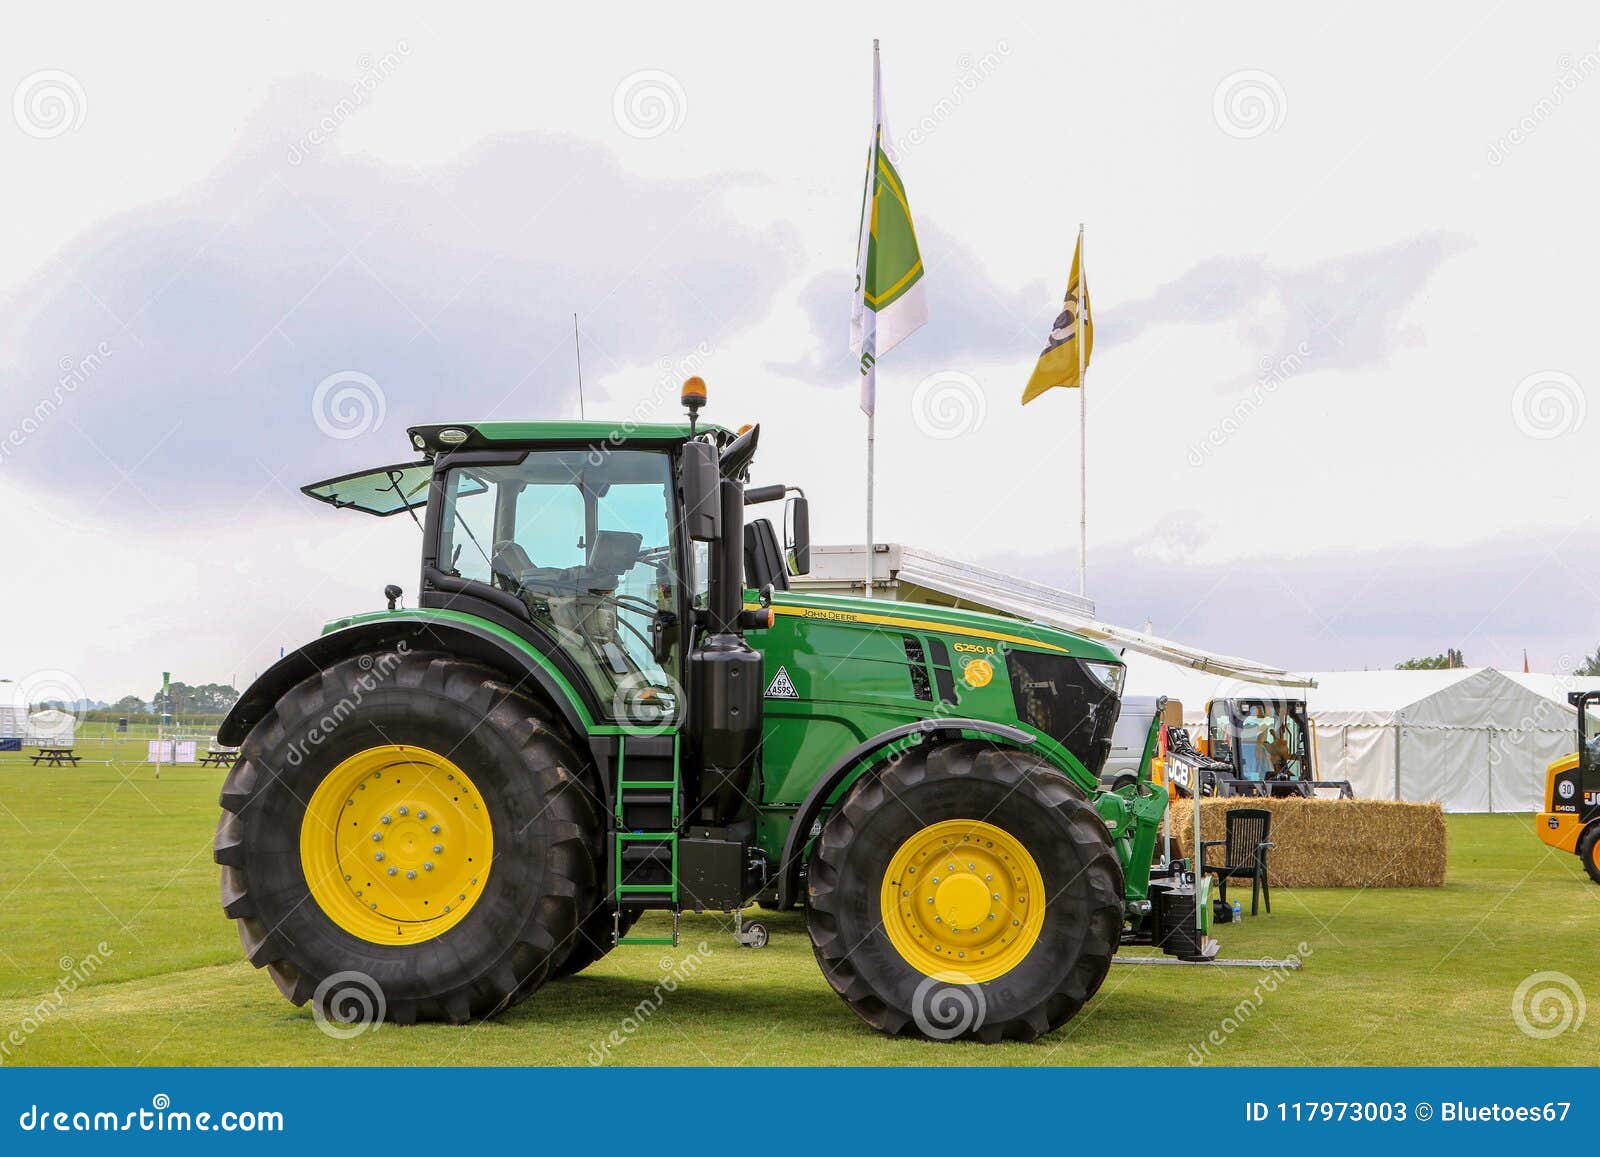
[0,704,25,740]
[25,708,76,747]
[1124,658,1600,813]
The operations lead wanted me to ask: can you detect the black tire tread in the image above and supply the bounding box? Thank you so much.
[213,651,601,1023]
[806,738,1123,1043]
[1579,822,1600,885]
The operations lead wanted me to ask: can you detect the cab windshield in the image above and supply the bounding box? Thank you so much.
[438,449,681,723]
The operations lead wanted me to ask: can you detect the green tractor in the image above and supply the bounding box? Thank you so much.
[215,380,1210,1042]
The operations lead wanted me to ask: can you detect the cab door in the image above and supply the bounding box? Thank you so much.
[1582,692,1600,822]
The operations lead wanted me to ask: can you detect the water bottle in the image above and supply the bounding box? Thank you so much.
[1232,900,1242,923]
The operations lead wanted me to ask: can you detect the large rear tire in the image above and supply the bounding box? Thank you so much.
[806,739,1123,1043]
[214,651,601,1024]
[1579,822,1600,885]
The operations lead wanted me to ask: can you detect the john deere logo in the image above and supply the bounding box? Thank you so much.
[962,659,994,689]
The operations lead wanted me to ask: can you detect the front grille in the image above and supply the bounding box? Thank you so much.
[1006,650,1119,778]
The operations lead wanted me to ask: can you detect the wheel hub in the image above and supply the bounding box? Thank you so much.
[880,818,1045,983]
[299,745,493,945]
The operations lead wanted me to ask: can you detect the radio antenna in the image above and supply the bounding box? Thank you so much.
[572,312,587,420]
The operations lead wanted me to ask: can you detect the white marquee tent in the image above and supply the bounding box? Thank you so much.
[25,708,76,747]
[1123,658,1600,813]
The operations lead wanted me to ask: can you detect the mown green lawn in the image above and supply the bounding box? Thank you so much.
[0,741,1594,1066]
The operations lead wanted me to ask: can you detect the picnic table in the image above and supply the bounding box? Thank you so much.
[31,747,80,767]
[199,748,239,768]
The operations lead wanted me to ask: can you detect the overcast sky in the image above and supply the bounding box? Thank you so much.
[1,3,1595,701]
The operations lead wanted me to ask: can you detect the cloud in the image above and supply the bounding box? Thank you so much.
[776,229,1468,393]
[0,76,801,509]
[991,522,1600,673]
[1102,232,1472,388]
[768,222,1048,383]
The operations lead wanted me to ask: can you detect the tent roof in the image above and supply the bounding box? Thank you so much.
[1304,668,1481,722]
[1503,672,1600,709]
[1123,660,1590,732]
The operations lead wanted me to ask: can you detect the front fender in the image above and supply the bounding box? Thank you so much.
[774,718,1049,909]
[218,613,594,746]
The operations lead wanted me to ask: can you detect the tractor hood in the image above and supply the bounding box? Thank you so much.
[765,589,1121,664]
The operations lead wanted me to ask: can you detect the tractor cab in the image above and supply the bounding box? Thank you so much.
[1537,690,1600,883]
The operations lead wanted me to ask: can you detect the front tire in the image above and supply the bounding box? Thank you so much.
[214,652,600,1023]
[1579,822,1600,885]
[806,739,1123,1043]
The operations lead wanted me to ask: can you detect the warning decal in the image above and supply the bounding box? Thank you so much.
[766,666,799,699]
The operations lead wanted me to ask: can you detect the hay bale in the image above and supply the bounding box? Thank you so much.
[1167,798,1447,887]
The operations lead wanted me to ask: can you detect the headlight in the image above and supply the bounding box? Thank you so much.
[1082,660,1125,696]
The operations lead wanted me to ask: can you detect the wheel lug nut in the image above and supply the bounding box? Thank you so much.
[374,852,385,862]
[388,867,397,876]
[424,862,434,872]
[406,870,417,879]
[398,806,409,816]
[370,902,378,910]
[985,874,993,881]
[993,893,1001,900]
[433,844,443,854]
[417,810,427,820]
[430,824,441,834]
[371,833,382,842]
[381,815,392,825]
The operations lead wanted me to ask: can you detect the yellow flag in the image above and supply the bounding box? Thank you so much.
[1022,231,1093,404]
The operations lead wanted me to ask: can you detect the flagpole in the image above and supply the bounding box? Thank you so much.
[862,37,881,602]
[1077,223,1087,598]
[865,396,876,599]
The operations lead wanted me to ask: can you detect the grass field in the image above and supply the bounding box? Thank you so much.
[0,739,1594,1066]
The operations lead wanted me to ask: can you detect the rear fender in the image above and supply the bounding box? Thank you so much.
[218,615,594,747]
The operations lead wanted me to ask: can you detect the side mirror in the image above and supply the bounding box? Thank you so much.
[681,440,722,542]
[785,493,811,576]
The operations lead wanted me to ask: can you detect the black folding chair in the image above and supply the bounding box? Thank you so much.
[1200,807,1274,915]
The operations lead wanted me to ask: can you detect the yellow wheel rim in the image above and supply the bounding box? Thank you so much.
[880,818,1045,983]
[299,745,493,945]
